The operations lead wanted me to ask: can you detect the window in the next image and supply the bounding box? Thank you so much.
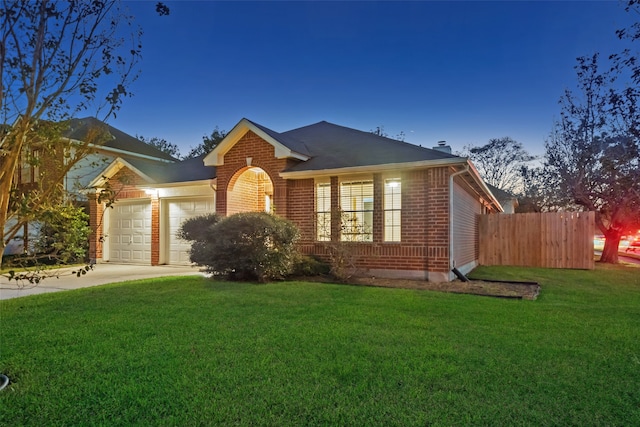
[340,180,373,242]
[384,178,401,242]
[316,182,331,241]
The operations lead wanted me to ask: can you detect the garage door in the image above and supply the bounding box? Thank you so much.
[108,200,152,263]
[167,198,215,265]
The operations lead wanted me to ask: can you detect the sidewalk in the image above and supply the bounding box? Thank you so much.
[0,263,204,300]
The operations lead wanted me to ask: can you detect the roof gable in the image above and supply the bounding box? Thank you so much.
[88,155,216,189]
[87,157,157,189]
[203,118,310,166]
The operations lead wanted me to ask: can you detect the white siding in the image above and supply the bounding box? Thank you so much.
[452,180,482,267]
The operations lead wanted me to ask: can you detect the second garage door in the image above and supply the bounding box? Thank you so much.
[167,198,215,265]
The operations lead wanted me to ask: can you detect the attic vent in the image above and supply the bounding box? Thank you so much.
[433,140,452,154]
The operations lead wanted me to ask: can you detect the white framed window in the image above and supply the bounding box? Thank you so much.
[384,178,401,242]
[316,182,331,241]
[340,180,373,242]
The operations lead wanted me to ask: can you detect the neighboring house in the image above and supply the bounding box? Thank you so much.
[62,117,177,197]
[88,118,503,282]
[485,184,519,214]
[3,117,176,256]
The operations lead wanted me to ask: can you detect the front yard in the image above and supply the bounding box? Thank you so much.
[1,264,639,425]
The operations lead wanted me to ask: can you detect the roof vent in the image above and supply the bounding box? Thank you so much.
[433,140,452,154]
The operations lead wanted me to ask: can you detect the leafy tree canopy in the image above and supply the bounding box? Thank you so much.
[137,135,180,159]
[462,137,536,195]
[545,54,640,263]
[184,126,228,159]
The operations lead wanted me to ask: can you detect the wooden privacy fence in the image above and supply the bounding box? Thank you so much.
[478,212,595,270]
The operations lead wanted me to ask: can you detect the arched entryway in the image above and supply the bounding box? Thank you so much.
[227,166,274,215]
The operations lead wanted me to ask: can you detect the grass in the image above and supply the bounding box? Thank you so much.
[1,264,639,426]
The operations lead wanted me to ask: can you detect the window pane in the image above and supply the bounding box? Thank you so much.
[384,178,401,242]
[340,180,373,242]
[316,183,331,241]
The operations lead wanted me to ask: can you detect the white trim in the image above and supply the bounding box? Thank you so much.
[279,157,467,179]
[86,157,156,188]
[67,137,175,163]
[203,118,310,166]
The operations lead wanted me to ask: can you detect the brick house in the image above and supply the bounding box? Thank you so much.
[88,118,502,282]
[3,117,175,256]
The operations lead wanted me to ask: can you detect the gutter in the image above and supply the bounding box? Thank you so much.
[67,137,176,163]
[279,157,467,180]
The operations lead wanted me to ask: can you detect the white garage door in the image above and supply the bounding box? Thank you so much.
[109,200,152,263]
[167,198,215,265]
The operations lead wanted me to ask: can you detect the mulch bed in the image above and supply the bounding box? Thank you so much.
[295,275,541,300]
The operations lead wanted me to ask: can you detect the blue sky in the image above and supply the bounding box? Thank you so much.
[109,1,637,157]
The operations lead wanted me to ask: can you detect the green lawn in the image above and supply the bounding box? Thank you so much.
[1,264,639,426]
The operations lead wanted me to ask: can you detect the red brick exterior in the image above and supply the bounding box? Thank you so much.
[216,131,294,217]
[213,131,457,280]
[88,168,152,263]
[88,191,104,262]
[90,127,474,281]
[150,195,160,266]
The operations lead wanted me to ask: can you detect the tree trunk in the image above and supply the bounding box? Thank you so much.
[600,232,622,263]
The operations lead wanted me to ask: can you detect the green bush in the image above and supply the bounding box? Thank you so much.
[179,212,300,282]
[291,254,331,277]
[34,204,91,264]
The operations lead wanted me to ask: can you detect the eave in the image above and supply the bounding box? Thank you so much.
[203,118,310,166]
[278,157,468,179]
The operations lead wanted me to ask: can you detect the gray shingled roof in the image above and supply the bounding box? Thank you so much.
[124,155,215,184]
[156,155,216,184]
[277,121,461,172]
[485,183,517,205]
[246,119,311,158]
[65,117,177,162]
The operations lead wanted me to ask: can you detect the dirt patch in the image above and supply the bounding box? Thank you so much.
[295,276,540,300]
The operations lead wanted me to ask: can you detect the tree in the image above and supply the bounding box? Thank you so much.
[611,1,640,84]
[545,54,640,263]
[462,137,536,194]
[0,1,148,266]
[137,135,180,159]
[184,126,228,159]
[178,212,300,282]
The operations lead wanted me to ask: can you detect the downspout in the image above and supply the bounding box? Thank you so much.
[449,164,469,275]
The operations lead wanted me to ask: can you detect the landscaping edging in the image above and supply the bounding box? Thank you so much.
[296,275,541,300]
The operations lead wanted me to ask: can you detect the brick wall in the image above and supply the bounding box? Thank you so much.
[228,169,260,214]
[287,178,315,241]
[210,128,457,281]
[215,131,292,217]
[88,167,152,263]
[151,196,160,265]
[88,191,103,262]
[425,167,451,273]
[293,167,454,280]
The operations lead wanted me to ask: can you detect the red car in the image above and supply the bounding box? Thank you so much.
[626,237,640,253]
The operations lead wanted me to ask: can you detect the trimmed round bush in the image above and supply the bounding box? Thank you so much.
[179,212,300,282]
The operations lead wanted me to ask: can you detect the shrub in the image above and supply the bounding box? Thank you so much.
[290,254,331,277]
[325,242,361,282]
[33,204,91,264]
[179,212,300,282]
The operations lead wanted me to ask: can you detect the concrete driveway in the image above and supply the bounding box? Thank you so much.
[0,263,204,300]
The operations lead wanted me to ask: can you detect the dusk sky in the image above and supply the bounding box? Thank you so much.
[109,1,637,158]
